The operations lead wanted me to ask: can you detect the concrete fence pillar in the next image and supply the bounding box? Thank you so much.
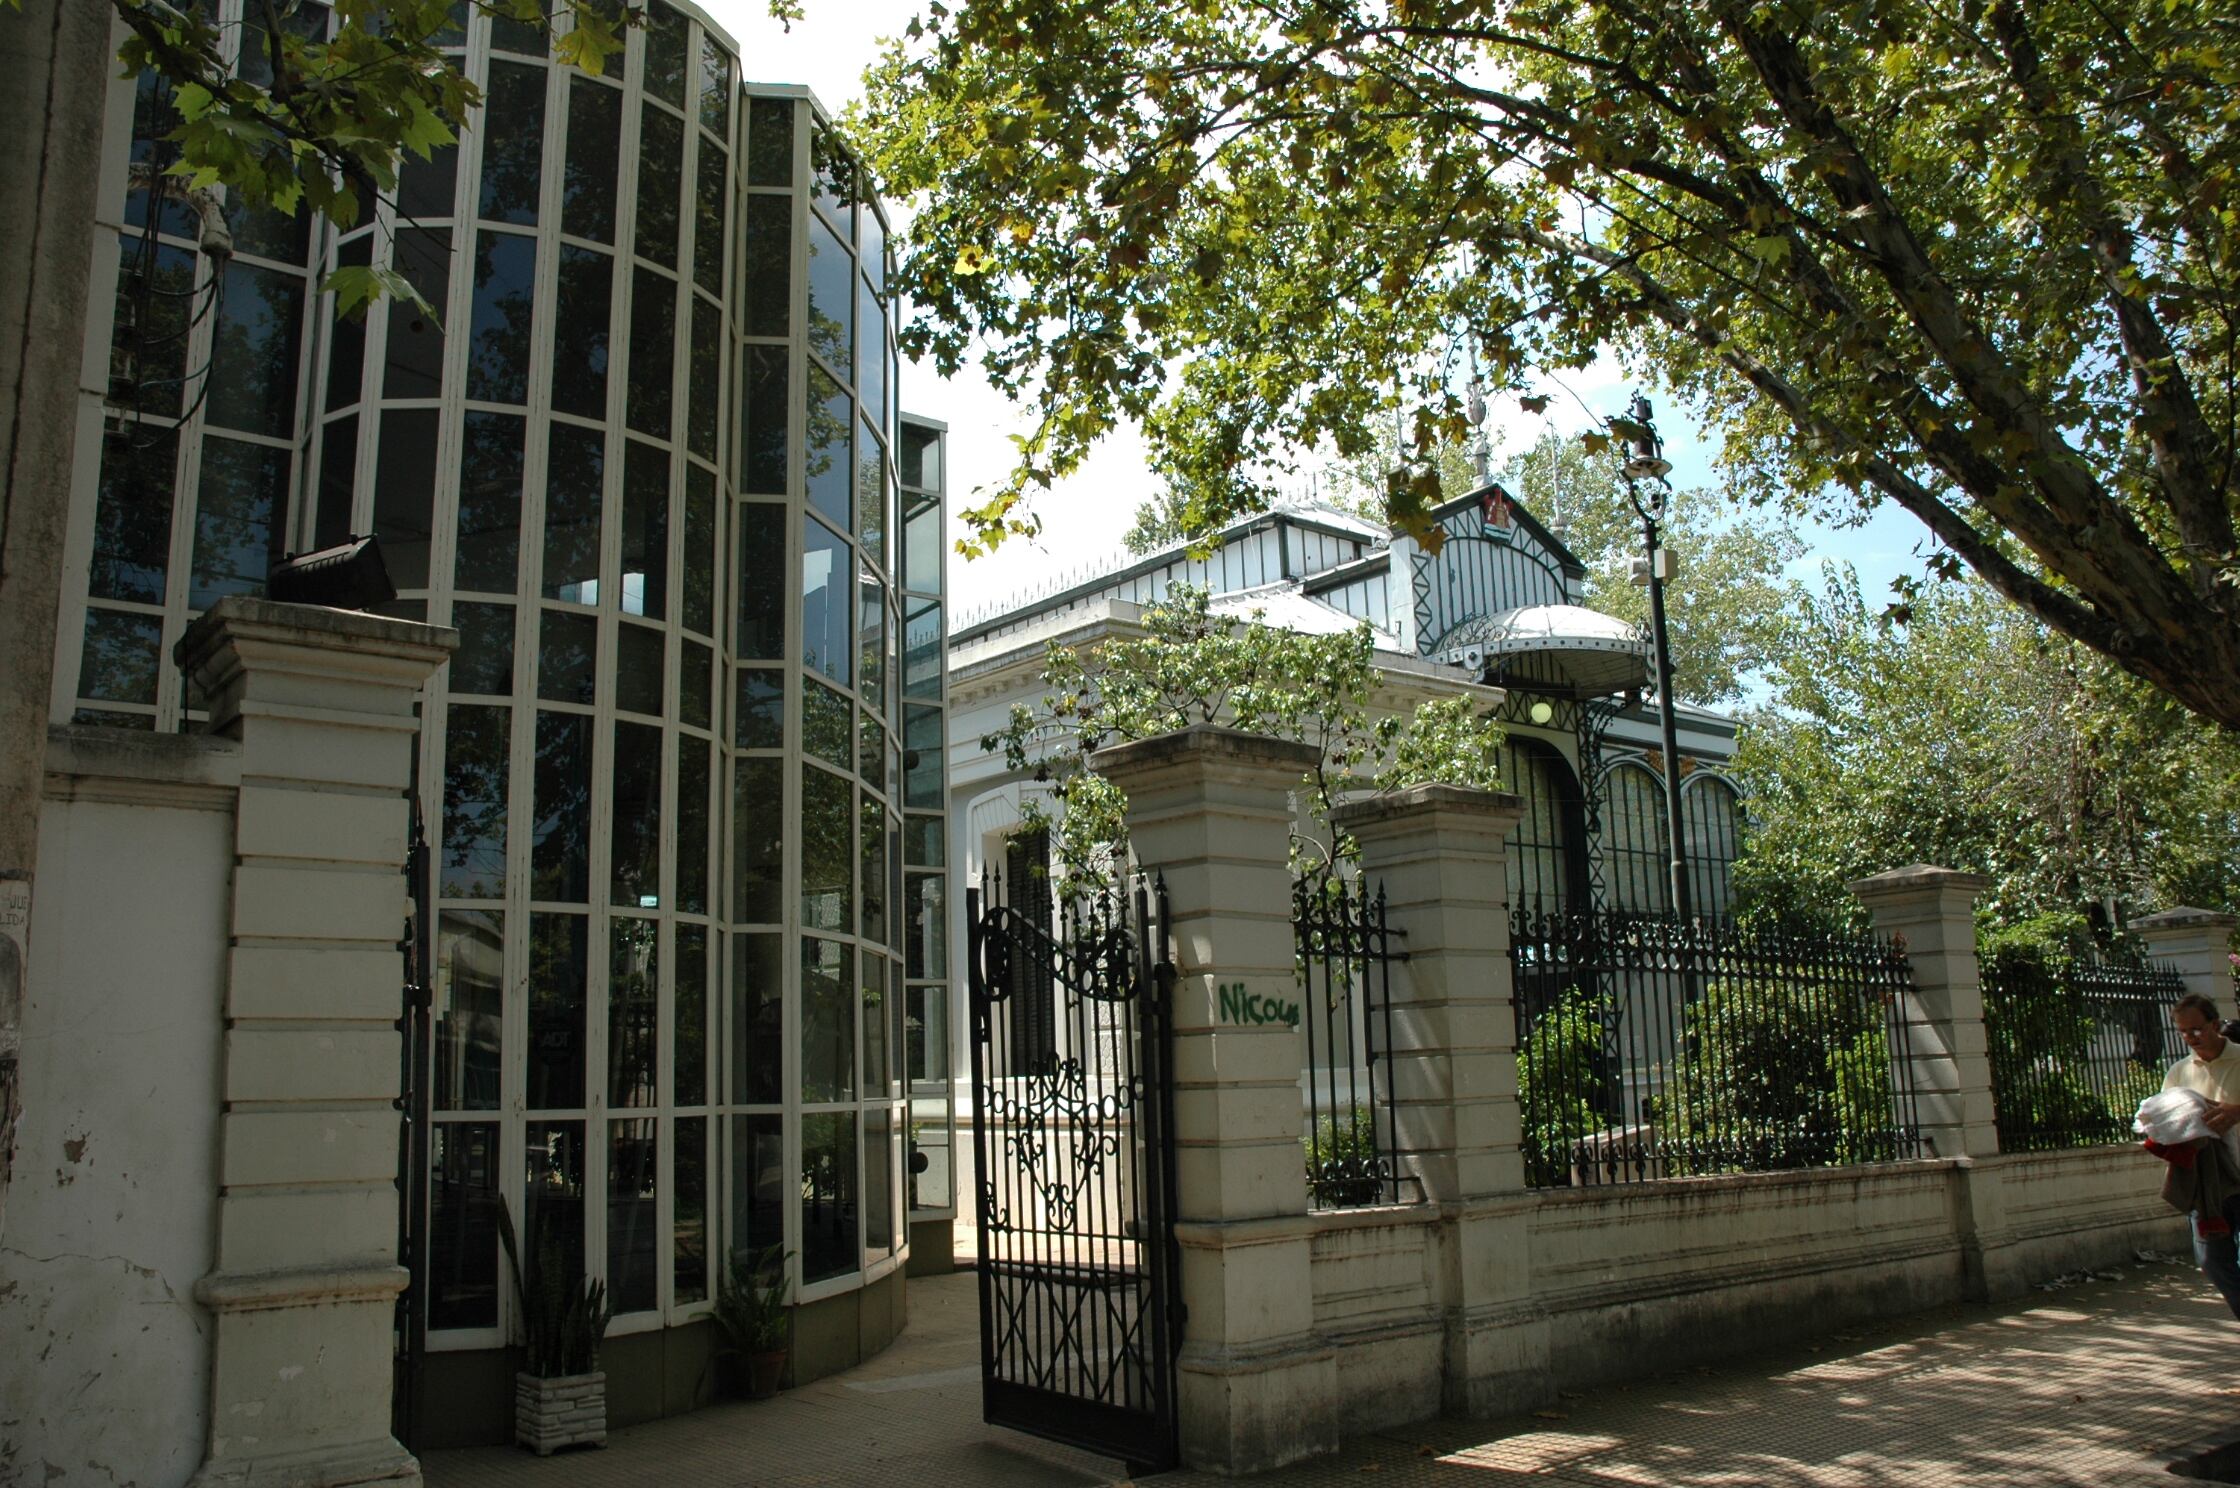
[176,598,455,1488]
[1329,785,1550,1416]
[2134,908,2239,1016]
[1091,725,1331,1474]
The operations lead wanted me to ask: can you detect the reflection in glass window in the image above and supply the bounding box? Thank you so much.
[611,720,662,908]
[609,918,658,1102]
[316,414,357,549]
[478,61,546,225]
[742,345,788,495]
[729,1114,783,1264]
[374,407,439,590]
[800,1111,858,1283]
[523,1119,587,1285]
[731,936,782,1103]
[900,421,942,491]
[441,704,510,898]
[542,422,604,602]
[811,125,854,239]
[731,758,782,924]
[801,517,851,686]
[905,816,944,868]
[805,366,851,532]
[865,1108,893,1256]
[552,246,613,419]
[676,926,708,1104]
[675,1115,707,1304]
[563,76,622,243]
[325,235,371,411]
[677,738,710,916]
[398,137,459,221]
[802,767,853,934]
[435,910,505,1109]
[735,504,784,658]
[859,792,887,947]
[859,716,887,795]
[384,228,451,398]
[698,32,731,137]
[527,916,589,1108]
[742,194,790,338]
[903,705,943,810]
[537,610,596,705]
[803,677,849,771]
[857,419,888,574]
[857,277,887,430]
[643,2,688,108]
[428,1123,500,1329]
[806,215,853,381]
[800,936,854,1100]
[636,106,683,271]
[682,464,715,634]
[532,712,593,903]
[448,601,514,696]
[89,424,176,605]
[908,982,948,1085]
[905,873,947,981]
[860,204,885,295]
[621,440,669,619]
[735,668,782,748]
[490,4,547,54]
[904,598,943,700]
[207,261,305,439]
[903,489,942,596]
[628,266,675,436]
[858,574,887,712]
[693,148,726,297]
[679,636,712,730]
[110,242,194,418]
[616,619,664,716]
[467,230,537,404]
[688,297,720,461]
[457,411,525,591]
[190,436,289,609]
[747,96,793,187]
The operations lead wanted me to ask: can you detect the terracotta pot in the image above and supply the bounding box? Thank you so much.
[746,1350,787,1399]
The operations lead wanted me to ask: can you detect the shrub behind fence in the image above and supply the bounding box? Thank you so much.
[1510,909,1926,1187]
[1981,939,2183,1152]
[1293,876,1412,1208]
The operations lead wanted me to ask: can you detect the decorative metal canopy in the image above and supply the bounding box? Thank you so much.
[1430,603,1651,698]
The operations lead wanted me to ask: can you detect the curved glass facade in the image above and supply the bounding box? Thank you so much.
[57,0,940,1393]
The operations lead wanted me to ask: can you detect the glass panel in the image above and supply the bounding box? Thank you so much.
[860,206,885,295]
[627,266,675,435]
[908,1093,951,1210]
[905,873,946,980]
[741,194,790,338]
[735,668,782,749]
[428,1123,500,1329]
[523,1119,588,1285]
[682,463,715,634]
[802,518,851,684]
[860,792,887,947]
[563,76,622,243]
[865,1108,893,1256]
[746,97,793,187]
[903,705,942,808]
[857,279,887,432]
[110,242,194,418]
[800,1111,857,1284]
[542,422,604,602]
[441,704,510,897]
[907,983,947,1083]
[803,678,849,770]
[384,228,451,399]
[635,106,683,271]
[207,261,305,439]
[643,2,688,107]
[551,246,613,419]
[123,72,192,237]
[675,1114,707,1304]
[677,735,710,915]
[729,1114,784,1269]
[527,916,589,1107]
[616,621,664,716]
[735,503,784,657]
[801,936,854,1102]
[435,910,504,1108]
[811,125,854,240]
[903,489,942,595]
[857,420,887,574]
[680,637,712,730]
[398,136,460,222]
[449,602,513,696]
[903,596,942,700]
[467,230,536,403]
[531,713,593,902]
[478,61,546,225]
[621,441,669,620]
[611,720,662,908]
[687,295,719,460]
[731,758,781,923]
[455,411,524,591]
[863,945,893,1099]
[89,424,177,605]
[693,148,726,297]
[676,926,708,1105]
[858,715,887,796]
[536,610,597,704]
[802,767,853,935]
[78,609,163,707]
[806,215,852,381]
[742,344,788,494]
[325,235,371,411]
[373,407,438,590]
[731,934,782,1103]
[316,414,357,548]
[900,422,941,491]
[609,917,658,1104]
[858,573,887,712]
[904,816,944,868]
[490,3,547,54]
[697,33,731,136]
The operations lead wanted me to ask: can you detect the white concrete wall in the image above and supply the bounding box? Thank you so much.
[1,727,241,1488]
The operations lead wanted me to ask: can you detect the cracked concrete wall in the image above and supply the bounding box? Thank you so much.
[0,731,237,1488]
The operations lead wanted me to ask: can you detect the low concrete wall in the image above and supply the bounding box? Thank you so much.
[1302,1146,2182,1439]
[1,727,241,1488]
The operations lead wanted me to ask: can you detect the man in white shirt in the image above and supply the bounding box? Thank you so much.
[2165,993,2240,1318]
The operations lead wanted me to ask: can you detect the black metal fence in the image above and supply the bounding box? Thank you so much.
[1294,876,1413,1208]
[1982,941,2184,1152]
[1510,908,1927,1187]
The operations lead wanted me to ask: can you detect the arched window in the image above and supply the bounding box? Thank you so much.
[1683,774,1743,920]
[1501,739,1581,913]
[1599,762,1669,914]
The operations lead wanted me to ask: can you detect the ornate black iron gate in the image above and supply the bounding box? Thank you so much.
[966,866,1181,1473]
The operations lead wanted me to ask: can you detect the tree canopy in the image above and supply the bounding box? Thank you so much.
[858,0,2240,729]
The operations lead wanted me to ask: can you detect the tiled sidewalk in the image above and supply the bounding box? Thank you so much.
[424,1257,2240,1488]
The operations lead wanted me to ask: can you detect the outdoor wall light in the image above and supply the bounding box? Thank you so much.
[267,534,397,610]
[1528,699,1555,726]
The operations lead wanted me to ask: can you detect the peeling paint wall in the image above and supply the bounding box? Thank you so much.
[0,734,236,1488]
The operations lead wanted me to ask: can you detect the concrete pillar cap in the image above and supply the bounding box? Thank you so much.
[2133,907,2240,933]
[1848,864,1991,901]
[1329,782,1523,832]
[1089,723,1322,778]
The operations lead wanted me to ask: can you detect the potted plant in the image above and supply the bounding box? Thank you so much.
[710,1243,793,1399]
[498,1201,613,1454]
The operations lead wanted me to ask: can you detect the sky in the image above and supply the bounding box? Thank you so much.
[702,0,1928,626]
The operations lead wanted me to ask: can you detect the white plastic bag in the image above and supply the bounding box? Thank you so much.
[2135,1087,2240,1167]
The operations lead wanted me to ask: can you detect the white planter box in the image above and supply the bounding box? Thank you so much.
[515,1369,606,1455]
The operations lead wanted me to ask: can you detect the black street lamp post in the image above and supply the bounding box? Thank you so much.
[1620,394,1690,921]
